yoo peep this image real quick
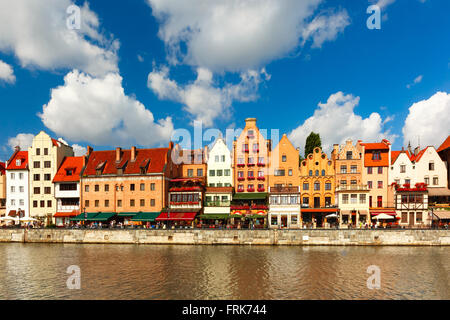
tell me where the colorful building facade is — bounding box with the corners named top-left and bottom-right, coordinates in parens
top-left (5, 148), bottom-right (29, 220)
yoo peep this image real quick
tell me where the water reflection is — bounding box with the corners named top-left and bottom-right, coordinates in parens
top-left (0, 244), bottom-right (448, 300)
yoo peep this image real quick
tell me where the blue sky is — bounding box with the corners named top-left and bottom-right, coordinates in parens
top-left (0, 0), bottom-right (449, 161)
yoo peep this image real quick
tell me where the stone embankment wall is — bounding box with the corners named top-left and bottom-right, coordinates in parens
top-left (0, 229), bottom-right (449, 246)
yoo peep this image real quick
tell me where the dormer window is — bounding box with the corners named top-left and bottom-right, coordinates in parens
top-left (372, 152), bottom-right (381, 160)
top-left (16, 159), bottom-right (21, 166)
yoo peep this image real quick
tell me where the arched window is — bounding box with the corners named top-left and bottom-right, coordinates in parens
top-left (321, 169), bottom-right (325, 176)
top-left (315, 170), bottom-right (319, 176)
top-left (309, 170), bottom-right (312, 176)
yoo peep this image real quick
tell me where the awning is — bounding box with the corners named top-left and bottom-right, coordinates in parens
top-left (70, 212), bottom-right (99, 221)
top-left (359, 210), bottom-right (369, 215)
top-left (302, 208), bottom-right (338, 213)
top-left (156, 212), bottom-right (197, 221)
top-left (370, 210), bottom-right (396, 216)
top-left (428, 187), bottom-right (450, 196)
top-left (375, 213), bottom-right (395, 220)
top-left (8, 210), bottom-right (16, 217)
top-left (247, 214), bottom-right (266, 219)
top-left (117, 212), bottom-right (138, 217)
top-left (232, 192), bottom-right (268, 200)
top-left (54, 212), bottom-right (79, 218)
top-left (198, 214), bottom-right (229, 220)
top-left (340, 210), bottom-right (351, 215)
top-left (131, 212), bottom-right (160, 222)
top-left (89, 212), bottom-right (116, 221)
top-left (433, 211), bottom-right (450, 220)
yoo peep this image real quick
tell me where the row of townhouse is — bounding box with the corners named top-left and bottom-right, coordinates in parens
top-left (2, 119), bottom-right (449, 228)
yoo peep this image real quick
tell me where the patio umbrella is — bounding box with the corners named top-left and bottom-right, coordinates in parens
top-left (0, 216), bottom-right (19, 221)
top-left (325, 213), bottom-right (338, 218)
top-left (375, 213), bottom-right (395, 220)
top-left (20, 217), bottom-right (38, 222)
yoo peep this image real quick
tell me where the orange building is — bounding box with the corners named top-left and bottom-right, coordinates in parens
top-left (268, 134), bottom-right (300, 188)
top-left (299, 147), bottom-right (337, 228)
top-left (79, 143), bottom-right (178, 224)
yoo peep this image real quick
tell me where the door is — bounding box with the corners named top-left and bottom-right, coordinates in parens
top-left (409, 212), bottom-right (415, 227)
top-left (314, 197), bottom-right (320, 208)
top-left (377, 196), bottom-right (383, 208)
top-left (369, 196), bottom-right (372, 208)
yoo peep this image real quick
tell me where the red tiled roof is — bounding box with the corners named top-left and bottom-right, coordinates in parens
top-left (391, 150), bottom-right (412, 164)
top-left (206, 186), bottom-right (233, 193)
top-left (53, 156), bottom-right (84, 182)
top-left (6, 151), bottom-right (28, 170)
top-left (410, 147), bottom-right (428, 162)
top-left (437, 136), bottom-right (450, 153)
top-left (83, 148), bottom-right (169, 176)
top-left (361, 142), bottom-right (390, 150)
top-left (0, 162), bottom-right (5, 175)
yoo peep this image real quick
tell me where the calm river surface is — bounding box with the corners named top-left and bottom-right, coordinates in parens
top-left (0, 243), bottom-right (449, 300)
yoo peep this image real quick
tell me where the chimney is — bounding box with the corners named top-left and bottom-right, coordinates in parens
top-left (131, 146), bottom-right (137, 162)
top-left (407, 141), bottom-right (412, 155)
top-left (414, 146), bottom-right (420, 157)
top-left (86, 146), bottom-right (93, 156)
top-left (169, 141), bottom-right (174, 150)
top-left (116, 147), bottom-right (122, 162)
top-left (14, 146), bottom-right (20, 153)
top-left (245, 118), bottom-right (257, 127)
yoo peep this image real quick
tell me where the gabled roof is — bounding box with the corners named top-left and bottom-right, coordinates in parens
top-left (361, 142), bottom-right (390, 150)
top-left (6, 151), bottom-right (28, 170)
top-left (437, 135), bottom-right (450, 153)
top-left (83, 148), bottom-right (169, 176)
top-left (391, 150), bottom-right (412, 165)
top-left (362, 140), bottom-right (390, 167)
top-left (410, 147), bottom-right (428, 162)
top-left (53, 156), bottom-right (84, 182)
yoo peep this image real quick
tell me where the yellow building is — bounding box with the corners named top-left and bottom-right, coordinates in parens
top-left (299, 147), bottom-right (337, 228)
top-left (28, 131), bottom-right (74, 225)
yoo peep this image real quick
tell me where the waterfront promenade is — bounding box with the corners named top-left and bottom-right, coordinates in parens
top-left (1, 228), bottom-right (449, 246)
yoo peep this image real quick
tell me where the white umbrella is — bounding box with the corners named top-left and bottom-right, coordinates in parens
top-left (0, 216), bottom-right (19, 221)
top-left (375, 213), bottom-right (395, 220)
top-left (20, 217), bottom-right (38, 222)
top-left (325, 213), bottom-right (338, 218)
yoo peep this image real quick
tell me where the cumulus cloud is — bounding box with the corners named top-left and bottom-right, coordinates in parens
top-left (0, 0), bottom-right (118, 76)
top-left (406, 75), bottom-right (423, 89)
top-left (147, 0), bottom-right (349, 72)
top-left (7, 133), bottom-right (34, 151)
top-left (148, 66), bottom-right (269, 126)
top-left (72, 144), bottom-right (87, 157)
top-left (288, 92), bottom-right (397, 154)
top-left (370, 0), bottom-right (396, 9)
top-left (402, 91), bottom-right (450, 148)
top-left (39, 70), bottom-right (174, 147)
top-left (0, 60), bottom-right (15, 84)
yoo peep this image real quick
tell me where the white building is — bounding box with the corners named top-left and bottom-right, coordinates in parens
top-left (206, 138), bottom-right (233, 187)
top-left (5, 147), bottom-right (30, 222)
top-left (268, 186), bottom-right (301, 229)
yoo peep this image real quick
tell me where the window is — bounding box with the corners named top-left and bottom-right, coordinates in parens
top-left (85, 200), bottom-right (89, 207)
top-left (197, 169), bottom-right (203, 176)
top-left (33, 174), bottom-right (40, 181)
top-left (10, 173), bottom-right (15, 179)
top-left (258, 170), bottom-right (264, 177)
top-left (372, 152), bottom-right (381, 160)
top-left (377, 167), bottom-right (383, 174)
top-left (85, 185), bottom-right (89, 192)
top-left (105, 200), bottom-right (109, 207)
top-left (360, 194), bottom-right (366, 204)
top-left (217, 170), bottom-right (223, 176)
top-left (105, 184), bottom-right (109, 192)
top-left (140, 183), bottom-right (145, 191)
top-left (247, 130), bottom-right (254, 138)
top-left (33, 161), bottom-right (40, 168)
top-left (302, 197), bottom-right (309, 206)
top-left (36, 148), bottom-right (40, 155)
top-left (215, 155), bottom-right (219, 162)
top-left (44, 187), bottom-right (51, 194)
top-left (405, 179), bottom-right (411, 185)
top-left (34, 187), bottom-right (40, 194)
top-left (44, 174), bottom-right (51, 181)
top-left (288, 169), bottom-right (293, 176)
top-left (117, 200), bottom-right (122, 207)
top-left (19, 186), bottom-right (24, 193)
top-left (238, 171), bottom-right (244, 178)
top-left (325, 183), bottom-right (331, 190)
top-left (248, 157), bottom-right (255, 165)
top-left (248, 171), bottom-right (254, 178)
top-left (130, 199), bottom-right (135, 207)
top-left (282, 155), bottom-right (287, 162)
top-left (309, 170), bottom-right (312, 176)
top-left (140, 199), bottom-right (145, 207)
top-left (367, 167), bottom-right (373, 174)
top-left (321, 170), bottom-right (325, 176)
top-left (95, 184), bottom-right (100, 192)
top-left (377, 181), bottom-right (383, 189)
top-left (238, 158), bottom-right (244, 165)
top-left (187, 169), bottom-right (193, 177)
top-left (19, 173), bottom-right (24, 180)
top-left (253, 143), bottom-right (259, 152)
top-left (150, 183), bottom-right (155, 191)
top-left (258, 157), bottom-right (264, 164)
top-left (350, 165), bottom-right (357, 173)
top-left (314, 182), bottom-right (320, 191)
top-left (221, 155), bottom-right (225, 162)
top-left (44, 148), bottom-right (48, 155)
top-left (315, 170), bottom-right (319, 176)
top-left (95, 200), bottom-right (99, 207)
top-left (15, 159), bottom-right (21, 167)
top-left (401, 212), bottom-right (408, 223)
top-left (224, 169), bottom-right (231, 176)
top-left (416, 212), bottom-right (422, 223)
top-left (33, 201), bottom-right (38, 208)
top-left (429, 162), bottom-right (434, 171)
top-left (377, 196), bottom-right (382, 207)
top-left (400, 165), bottom-right (406, 173)
top-left (44, 161), bottom-right (51, 168)
top-left (340, 165), bottom-right (347, 174)
top-left (368, 181), bottom-right (373, 189)
top-left (342, 194), bottom-right (349, 204)
top-left (341, 180), bottom-right (347, 187)
top-left (424, 177), bottom-right (429, 185)
top-left (130, 184), bottom-right (135, 191)
top-left (275, 169), bottom-right (285, 176)
top-left (433, 177), bottom-right (439, 185)
top-left (10, 199), bottom-right (16, 206)
top-left (242, 144), bottom-right (249, 152)
top-left (150, 199), bottom-right (155, 207)
top-left (11, 186), bottom-right (15, 193)
top-left (351, 194), bottom-right (358, 204)
top-left (350, 180), bottom-right (357, 185)
top-left (395, 179), bottom-right (400, 185)
top-left (40, 200), bottom-right (45, 207)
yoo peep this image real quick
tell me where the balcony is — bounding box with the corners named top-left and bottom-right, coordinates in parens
top-left (205, 201), bottom-right (231, 207)
top-left (247, 163), bottom-right (255, 167)
top-left (237, 177), bottom-right (245, 182)
top-left (237, 163), bottom-right (245, 168)
top-left (257, 162), bottom-right (265, 167)
top-left (243, 148), bottom-right (249, 153)
top-left (335, 185), bottom-right (369, 192)
top-left (257, 187), bottom-right (265, 192)
top-left (170, 201), bottom-right (200, 206)
top-left (257, 176), bottom-right (265, 181)
top-left (247, 186), bottom-right (255, 192)
top-left (247, 176), bottom-right (255, 180)
top-left (169, 186), bottom-right (202, 192)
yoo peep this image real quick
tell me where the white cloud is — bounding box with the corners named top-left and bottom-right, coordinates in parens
top-left (7, 133), bottom-right (34, 151)
top-left (148, 66), bottom-right (268, 126)
top-left (0, 60), bottom-right (16, 84)
top-left (402, 91), bottom-right (450, 148)
top-left (406, 75), bottom-right (423, 89)
top-left (72, 144), bottom-right (87, 157)
top-left (0, 0), bottom-right (118, 76)
top-left (40, 70), bottom-right (174, 147)
top-left (147, 0), bottom-right (349, 72)
top-left (288, 92), bottom-right (397, 154)
top-left (370, 0), bottom-right (396, 10)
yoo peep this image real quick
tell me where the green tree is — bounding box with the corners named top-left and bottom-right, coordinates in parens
top-left (304, 132), bottom-right (322, 158)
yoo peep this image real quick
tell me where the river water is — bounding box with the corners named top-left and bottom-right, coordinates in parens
top-left (0, 243), bottom-right (448, 300)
